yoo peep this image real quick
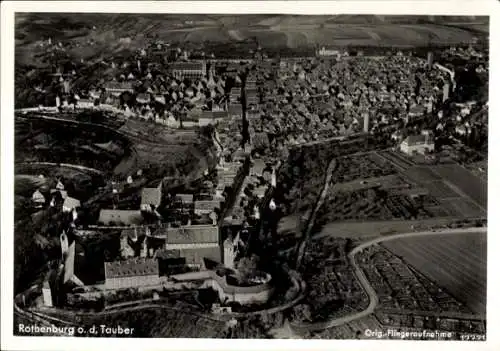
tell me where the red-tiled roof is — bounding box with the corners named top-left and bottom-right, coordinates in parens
top-left (228, 104), bottom-right (242, 115)
top-left (171, 62), bottom-right (205, 71)
top-left (201, 111), bottom-right (229, 120)
top-left (176, 194), bottom-right (194, 203)
top-left (105, 257), bottom-right (159, 279)
top-left (104, 82), bottom-right (133, 91)
top-left (98, 209), bottom-right (143, 226)
top-left (194, 200), bottom-right (222, 212)
top-left (141, 187), bottom-right (162, 206)
top-left (136, 93), bottom-right (151, 102)
top-left (63, 197), bottom-right (80, 209)
top-left (251, 159), bottom-right (266, 176)
top-left (152, 224), bottom-right (219, 245)
top-left (402, 135), bottom-right (429, 146)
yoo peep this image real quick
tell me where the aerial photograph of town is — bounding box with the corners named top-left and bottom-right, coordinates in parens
top-left (11, 12), bottom-right (488, 340)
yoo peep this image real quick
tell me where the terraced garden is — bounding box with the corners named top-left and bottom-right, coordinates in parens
top-left (330, 153), bottom-right (396, 184)
top-left (315, 188), bottom-right (440, 227)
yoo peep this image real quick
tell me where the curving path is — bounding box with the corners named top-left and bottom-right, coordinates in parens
top-left (291, 226), bottom-right (487, 334)
top-left (16, 162), bottom-right (104, 176)
top-left (18, 113), bottom-right (169, 148)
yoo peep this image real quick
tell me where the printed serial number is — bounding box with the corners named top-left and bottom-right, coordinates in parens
top-left (460, 333), bottom-right (486, 341)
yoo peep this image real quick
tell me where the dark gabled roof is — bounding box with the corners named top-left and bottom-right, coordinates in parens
top-left (228, 104), bottom-right (242, 114)
top-left (136, 93), bottom-right (151, 102)
top-left (409, 105), bottom-right (425, 114)
top-left (122, 226), bottom-right (149, 239)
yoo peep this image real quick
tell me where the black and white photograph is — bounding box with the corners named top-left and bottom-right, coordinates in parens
top-left (1, 1), bottom-right (497, 350)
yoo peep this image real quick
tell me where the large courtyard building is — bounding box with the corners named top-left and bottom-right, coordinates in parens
top-left (104, 257), bottom-right (160, 290)
top-left (170, 61), bottom-right (207, 80)
top-left (103, 81), bottom-right (134, 96)
top-left (160, 224), bottom-right (221, 267)
top-left (400, 130), bottom-right (435, 155)
top-left (120, 224), bottom-right (222, 269)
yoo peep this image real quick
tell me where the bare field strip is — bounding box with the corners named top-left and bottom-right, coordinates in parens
top-left (382, 232), bottom-right (486, 315)
top-left (431, 164), bottom-right (487, 209)
top-left (316, 218), bottom-right (455, 238)
top-left (441, 198), bottom-right (485, 218)
top-left (138, 23), bottom-right (487, 49)
top-left (424, 181), bottom-right (461, 199)
top-left (246, 30), bottom-right (288, 47)
top-left (466, 24), bottom-right (489, 33)
top-left (404, 166), bottom-right (441, 183)
top-left (185, 28), bottom-right (232, 42)
top-left (399, 24), bottom-right (477, 41)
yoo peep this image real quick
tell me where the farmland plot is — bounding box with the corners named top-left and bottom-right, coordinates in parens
top-left (423, 181), bottom-right (460, 199)
top-left (431, 164), bottom-right (487, 209)
top-left (404, 166), bottom-right (441, 183)
top-left (382, 232), bottom-right (487, 315)
top-left (440, 198), bottom-right (485, 218)
top-left (317, 218), bottom-right (466, 239)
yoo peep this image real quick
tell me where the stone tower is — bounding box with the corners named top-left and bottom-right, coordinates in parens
top-left (223, 235), bottom-right (236, 269)
top-left (140, 236), bottom-right (148, 258)
top-left (271, 167), bottom-right (277, 188)
top-left (60, 231), bottom-right (75, 284)
top-left (60, 231), bottom-right (69, 260)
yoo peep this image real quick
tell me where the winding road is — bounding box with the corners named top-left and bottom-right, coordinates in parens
top-left (16, 162), bottom-right (105, 176)
top-left (291, 226), bottom-right (487, 334)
